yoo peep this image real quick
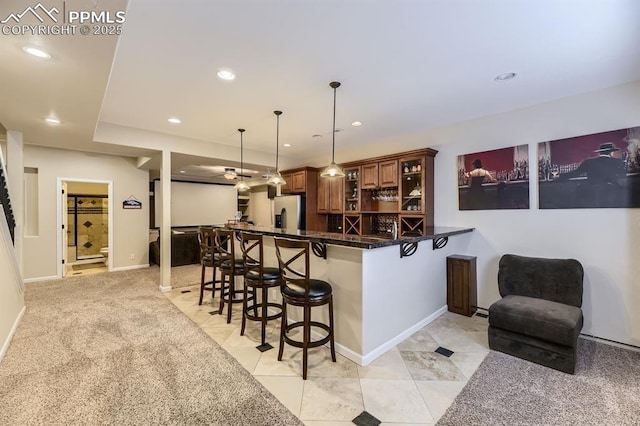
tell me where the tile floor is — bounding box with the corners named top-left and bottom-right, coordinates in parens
top-left (65, 262), bottom-right (108, 277)
top-left (165, 284), bottom-right (489, 426)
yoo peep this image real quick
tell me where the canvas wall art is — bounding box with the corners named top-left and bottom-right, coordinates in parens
top-left (458, 144), bottom-right (529, 210)
top-left (538, 126), bottom-right (640, 209)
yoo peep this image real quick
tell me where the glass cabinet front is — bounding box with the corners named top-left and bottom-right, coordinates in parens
top-left (400, 157), bottom-right (424, 213)
top-left (344, 167), bottom-right (360, 212)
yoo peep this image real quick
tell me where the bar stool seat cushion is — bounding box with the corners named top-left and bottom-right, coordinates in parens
top-left (201, 253), bottom-right (221, 266)
top-left (246, 267), bottom-right (282, 282)
top-left (221, 258), bottom-right (245, 271)
top-left (283, 279), bottom-right (332, 299)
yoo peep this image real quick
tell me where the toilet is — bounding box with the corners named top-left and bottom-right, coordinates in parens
top-left (100, 247), bottom-right (109, 265)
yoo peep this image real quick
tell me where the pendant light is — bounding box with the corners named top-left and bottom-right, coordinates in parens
top-left (267, 110), bottom-right (286, 185)
top-left (320, 81), bottom-right (346, 178)
top-left (234, 129), bottom-right (250, 191)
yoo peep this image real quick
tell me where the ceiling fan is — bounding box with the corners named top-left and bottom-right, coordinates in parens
top-left (211, 167), bottom-right (253, 180)
top-left (177, 164), bottom-right (253, 180)
top-left (261, 169), bottom-right (273, 180)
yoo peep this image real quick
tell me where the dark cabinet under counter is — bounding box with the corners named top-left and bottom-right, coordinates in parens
top-left (447, 255), bottom-right (477, 317)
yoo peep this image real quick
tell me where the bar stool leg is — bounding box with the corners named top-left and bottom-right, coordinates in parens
top-left (227, 274), bottom-right (235, 324)
top-left (303, 305), bottom-right (311, 380)
top-left (278, 301), bottom-right (287, 361)
top-left (240, 280), bottom-right (249, 336)
top-left (211, 263), bottom-right (218, 299)
top-left (199, 263), bottom-right (206, 305)
top-left (260, 286), bottom-right (268, 345)
top-left (329, 296), bottom-right (336, 362)
top-left (218, 272), bottom-right (227, 315)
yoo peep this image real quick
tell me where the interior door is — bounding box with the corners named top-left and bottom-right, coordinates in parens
top-left (62, 181), bottom-right (68, 277)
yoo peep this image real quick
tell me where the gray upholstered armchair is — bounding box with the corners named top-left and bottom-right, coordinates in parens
top-left (488, 254), bottom-right (584, 374)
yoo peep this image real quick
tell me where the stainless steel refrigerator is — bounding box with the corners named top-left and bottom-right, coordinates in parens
top-left (273, 195), bottom-right (306, 231)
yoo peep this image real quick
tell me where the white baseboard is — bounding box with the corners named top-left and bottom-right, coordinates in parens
top-left (359, 305), bottom-right (448, 366)
top-left (286, 305), bottom-right (448, 366)
top-left (110, 264), bottom-right (150, 272)
top-left (23, 275), bottom-right (59, 284)
top-left (159, 285), bottom-right (173, 293)
top-left (580, 333), bottom-right (640, 352)
top-left (0, 305), bottom-right (26, 362)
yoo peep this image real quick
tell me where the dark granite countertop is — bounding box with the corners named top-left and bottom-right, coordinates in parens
top-left (221, 225), bottom-right (474, 249)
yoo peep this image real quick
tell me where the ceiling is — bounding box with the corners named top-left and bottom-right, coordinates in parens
top-left (2, 0), bottom-right (640, 182)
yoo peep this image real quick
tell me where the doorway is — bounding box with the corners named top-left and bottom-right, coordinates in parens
top-left (57, 178), bottom-right (113, 278)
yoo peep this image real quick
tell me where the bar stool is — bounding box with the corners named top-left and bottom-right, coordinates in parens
top-left (274, 237), bottom-right (336, 379)
top-left (240, 232), bottom-right (284, 347)
top-left (197, 227), bottom-right (222, 305)
top-left (215, 229), bottom-right (254, 323)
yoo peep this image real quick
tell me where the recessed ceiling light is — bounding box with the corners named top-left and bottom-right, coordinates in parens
top-left (284, 143), bottom-right (291, 147)
top-left (494, 72), bottom-right (517, 81)
top-left (179, 170), bottom-right (186, 174)
top-left (312, 134), bottom-right (322, 138)
top-left (217, 69), bottom-right (236, 81)
top-left (168, 117), bottom-right (181, 124)
top-left (45, 117), bottom-right (60, 125)
top-left (351, 121), bottom-right (362, 127)
top-left (23, 46), bottom-right (51, 59)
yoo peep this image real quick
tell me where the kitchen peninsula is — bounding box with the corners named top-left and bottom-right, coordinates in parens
top-left (225, 224), bottom-right (474, 365)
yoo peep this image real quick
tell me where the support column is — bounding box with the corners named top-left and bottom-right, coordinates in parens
top-left (6, 130), bottom-right (24, 273)
top-left (159, 149), bottom-right (172, 292)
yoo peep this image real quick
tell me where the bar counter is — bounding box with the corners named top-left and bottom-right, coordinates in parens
top-left (221, 224), bottom-right (475, 366)
top-left (224, 225), bottom-right (474, 249)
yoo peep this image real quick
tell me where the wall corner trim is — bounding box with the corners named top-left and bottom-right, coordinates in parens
top-left (0, 305), bottom-right (26, 362)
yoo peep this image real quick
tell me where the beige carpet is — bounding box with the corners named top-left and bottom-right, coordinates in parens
top-left (147, 264), bottom-right (205, 289)
top-left (437, 338), bottom-right (640, 425)
top-left (0, 268), bottom-right (302, 426)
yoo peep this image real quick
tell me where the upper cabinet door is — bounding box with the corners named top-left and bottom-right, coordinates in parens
top-left (281, 173), bottom-right (292, 194)
top-left (329, 177), bottom-right (344, 213)
top-left (361, 163), bottom-right (378, 189)
top-left (292, 171), bottom-right (306, 193)
top-left (317, 174), bottom-right (329, 213)
top-left (379, 160), bottom-right (398, 188)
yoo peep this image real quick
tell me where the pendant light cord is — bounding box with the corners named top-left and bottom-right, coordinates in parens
top-left (276, 113), bottom-right (280, 172)
top-left (239, 128), bottom-right (245, 181)
top-left (332, 84), bottom-right (337, 163)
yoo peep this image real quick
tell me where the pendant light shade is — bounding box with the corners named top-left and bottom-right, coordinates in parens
top-left (320, 81), bottom-right (345, 178)
top-left (267, 110), bottom-right (286, 186)
top-left (234, 129), bottom-right (250, 191)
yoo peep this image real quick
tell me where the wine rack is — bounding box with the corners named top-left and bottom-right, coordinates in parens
top-left (400, 215), bottom-right (425, 236)
top-left (344, 215), bottom-right (362, 235)
top-left (366, 214), bottom-right (397, 237)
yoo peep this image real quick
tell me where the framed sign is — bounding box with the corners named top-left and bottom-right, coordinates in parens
top-left (123, 195), bottom-right (142, 209)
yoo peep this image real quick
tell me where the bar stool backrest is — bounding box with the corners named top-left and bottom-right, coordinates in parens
top-left (240, 232), bottom-right (264, 277)
top-left (214, 229), bottom-right (235, 263)
top-left (197, 227), bottom-right (215, 261)
top-left (274, 238), bottom-right (311, 297)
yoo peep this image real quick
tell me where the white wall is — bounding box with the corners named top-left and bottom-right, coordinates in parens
top-left (248, 185), bottom-right (273, 227)
top-left (23, 146), bottom-right (150, 280)
top-left (0, 208), bottom-right (24, 361)
top-left (154, 180), bottom-right (236, 227)
top-left (430, 82), bottom-right (640, 347)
